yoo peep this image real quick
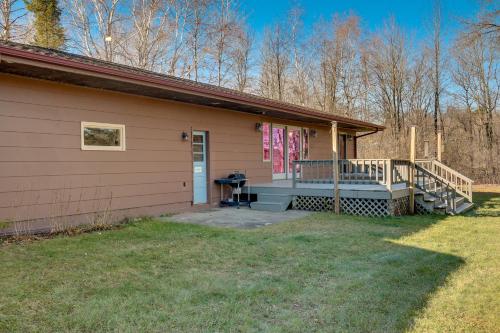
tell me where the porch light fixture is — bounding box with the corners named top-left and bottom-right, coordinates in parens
top-left (181, 131), bottom-right (189, 141)
top-left (310, 129), bottom-right (317, 138)
top-left (255, 122), bottom-right (263, 132)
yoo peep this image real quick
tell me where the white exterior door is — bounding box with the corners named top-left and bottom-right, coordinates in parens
top-left (192, 131), bottom-right (207, 204)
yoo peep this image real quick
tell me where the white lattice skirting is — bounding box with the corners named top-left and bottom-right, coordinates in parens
top-left (293, 196), bottom-right (410, 217)
top-left (415, 201), bottom-right (433, 214)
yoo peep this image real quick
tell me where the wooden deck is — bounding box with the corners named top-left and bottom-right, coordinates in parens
top-left (242, 158), bottom-right (472, 215)
top-left (245, 180), bottom-right (409, 200)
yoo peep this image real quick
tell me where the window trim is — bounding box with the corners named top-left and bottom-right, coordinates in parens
top-left (81, 121), bottom-right (126, 151)
top-left (262, 122), bottom-right (271, 162)
top-left (302, 127), bottom-right (310, 160)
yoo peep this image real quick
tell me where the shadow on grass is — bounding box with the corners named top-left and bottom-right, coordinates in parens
top-left (272, 212), bottom-right (464, 332)
top-left (291, 189), bottom-right (499, 331)
top-left (0, 210), bottom-right (465, 332)
top-left (467, 191), bottom-right (500, 217)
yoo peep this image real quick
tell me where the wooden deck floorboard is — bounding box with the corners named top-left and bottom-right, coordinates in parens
top-left (244, 181), bottom-right (408, 199)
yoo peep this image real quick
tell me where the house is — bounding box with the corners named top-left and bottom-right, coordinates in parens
top-left (0, 42), bottom-right (473, 232)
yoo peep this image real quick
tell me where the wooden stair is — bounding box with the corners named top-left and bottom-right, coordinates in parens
top-left (252, 193), bottom-right (293, 212)
top-left (414, 159), bottom-right (474, 215)
top-left (414, 188), bottom-right (474, 215)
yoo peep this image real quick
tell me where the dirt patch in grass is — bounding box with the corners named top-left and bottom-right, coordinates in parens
top-left (0, 217), bottom-right (153, 246)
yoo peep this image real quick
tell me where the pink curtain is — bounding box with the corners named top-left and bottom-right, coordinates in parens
top-left (288, 129), bottom-right (301, 173)
top-left (273, 128), bottom-right (285, 173)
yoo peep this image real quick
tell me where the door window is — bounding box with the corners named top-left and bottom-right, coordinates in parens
top-left (288, 128), bottom-right (301, 173)
top-left (272, 127), bottom-right (285, 174)
top-left (192, 132), bottom-right (207, 204)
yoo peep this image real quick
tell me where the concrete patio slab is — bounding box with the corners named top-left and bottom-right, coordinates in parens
top-left (164, 207), bottom-right (312, 229)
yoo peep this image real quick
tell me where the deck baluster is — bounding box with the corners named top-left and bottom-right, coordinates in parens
top-left (292, 161), bottom-right (297, 188)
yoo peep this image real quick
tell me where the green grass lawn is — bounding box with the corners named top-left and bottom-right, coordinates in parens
top-left (1, 189), bottom-right (499, 332)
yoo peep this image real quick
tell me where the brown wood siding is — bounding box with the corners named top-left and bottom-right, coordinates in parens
top-left (0, 74), bottom-right (335, 223)
top-left (348, 136), bottom-right (357, 159)
top-left (309, 128), bottom-right (332, 160)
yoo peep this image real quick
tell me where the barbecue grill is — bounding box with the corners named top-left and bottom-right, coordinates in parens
top-left (214, 172), bottom-right (250, 208)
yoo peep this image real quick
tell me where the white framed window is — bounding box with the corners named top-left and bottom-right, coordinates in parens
top-left (81, 122), bottom-right (126, 151)
top-left (262, 122), bottom-right (271, 161)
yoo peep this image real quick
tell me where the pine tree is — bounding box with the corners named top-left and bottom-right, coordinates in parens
top-left (24, 0), bottom-right (64, 49)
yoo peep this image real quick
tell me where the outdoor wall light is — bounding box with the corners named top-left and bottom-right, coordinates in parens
top-left (181, 132), bottom-right (189, 141)
top-left (255, 122), bottom-right (263, 132)
top-left (310, 129), bottom-right (318, 138)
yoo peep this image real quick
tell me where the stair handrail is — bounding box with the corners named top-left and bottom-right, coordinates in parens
top-left (414, 164), bottom-right (459, 213)
top-left (415, 159), bottom-right (473, 202)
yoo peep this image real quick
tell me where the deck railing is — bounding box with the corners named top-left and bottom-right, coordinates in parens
top-left (292, 159), bottom-right (411, 190)
top-left (291, 158), bottom-right (472, 210)
top-left (416, 159), bottom-right (473, 202)
top-left (414, 164), bottom-right (459, 213)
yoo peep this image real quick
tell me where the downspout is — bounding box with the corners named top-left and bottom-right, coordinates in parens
top-left (353, 128), bottom-right (380, 159)
top-left (354, 128), bottom-right (379, 139)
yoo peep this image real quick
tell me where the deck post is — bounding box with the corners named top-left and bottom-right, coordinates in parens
top-left (331, 121), bottom-right (340, 214)
top-left (409, 126), bottom-right (416, 214)
top-left (437, 131), bottom-right (442, 162)
top-left (387, 159), bottom-right (393, 191)
top-left (424, 140), bottom-right (429, 159)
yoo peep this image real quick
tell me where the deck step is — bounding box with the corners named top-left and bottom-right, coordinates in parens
top-left (451, 202), bottom-right (475, 215)
top-left (257, 193), bottom-right (292, 202)
top-left (415, 188), bottom-right (470, 214)
top-left (251, 201), bottom-right (289, 212)
top-left (455, 196), bottom-right (466, 207)
top-left (415, 190), bottom-right (437, 202)
top-left (252, 193), bottom-right (292, 212)
top-left (431, 193), bottom-right (467, 207)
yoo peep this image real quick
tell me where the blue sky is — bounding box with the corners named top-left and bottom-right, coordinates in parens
top-left (241, 0), bottom-right (481, 44)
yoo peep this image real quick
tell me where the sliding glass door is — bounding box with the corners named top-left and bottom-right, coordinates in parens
top-left (271, 125), bottom-right (308, 180)
top-left (272, 126), bottom-right (286, 179)
top-left (288, 127), bottom-right (301, 176)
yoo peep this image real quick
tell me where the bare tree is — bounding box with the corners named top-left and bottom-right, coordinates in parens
top-left (65, 0), bottom-right (125, 62)
top-left (468, 32), bottom-right (498, 151)
top-left (122, 0), bottom-right (170, 70)
top-left (313, 18), bottom-right (341, 113)
top-left (287, 6), bottom-right (309, 106)
top-left (310, 15), bottom-right (361, 116)
top-left (185, 0), bottom-right (212, 81)
top-left (408, 48), bottom-right (432, 132)
top-left (367, 18), bottom-right (409, 140)
top-left (465, 1), bottom-right (499, 40)
top-left (207, 0), bottom-right (238, 86)
top-left (452, 40), bottom-right (477, 173)
top-left (259, 22), bottom-right (290, 101)
top-left (429, 0), bottom-right (444, 137)
top-left (1, 0), bottom-right (29, 41)
top-left (163, 0), bottom-right (189, 76)
top-left (337, 15), bottom-right (362, 117)
top-left (231, 27), bottom-right (252, 92)
top-left (357, 45), bottom-right (374, 121)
